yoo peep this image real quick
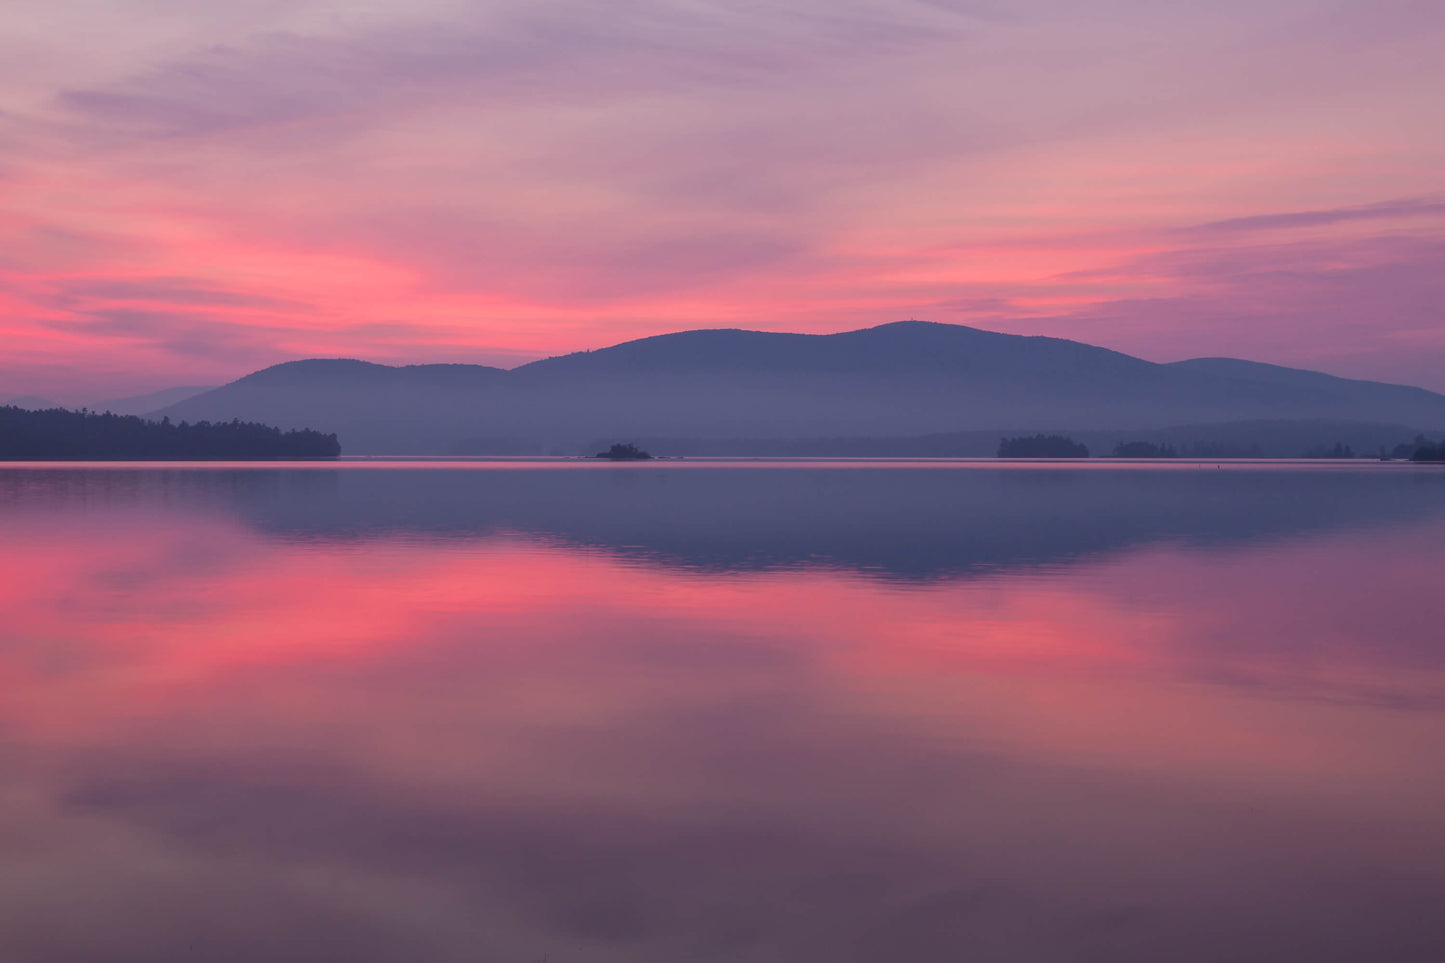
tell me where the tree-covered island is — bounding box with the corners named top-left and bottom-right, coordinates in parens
top-left (595, 443), bottom-right (653, 460)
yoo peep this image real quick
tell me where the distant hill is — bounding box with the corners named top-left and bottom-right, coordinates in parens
top-left (2, 386), bottom-right (215, 415)
top-left (154, 321), bottom-right (1445, 454)
top-left (94, 385), bottom-right (215, 416)
top-left (3, 395), bottom-right (65, 411)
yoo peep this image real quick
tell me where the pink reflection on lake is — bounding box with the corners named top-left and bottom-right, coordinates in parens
top-left (0, 466), bottom-right (1442, 961)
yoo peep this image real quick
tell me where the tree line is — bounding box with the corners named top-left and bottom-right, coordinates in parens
top-left (0, 405), bottom-right (341, 459)
top-left (997, 435), bottom-right (1089, 458)
top-left (1110, 441), bottom-right (1178, 458)
top-left (1411, 440), bottom-right (1445, 462)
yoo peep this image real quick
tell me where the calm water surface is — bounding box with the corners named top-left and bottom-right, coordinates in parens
top-left (1, 461), bottom-right (1442, 962)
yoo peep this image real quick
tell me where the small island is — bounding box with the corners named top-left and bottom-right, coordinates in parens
top-left (0, 405), bottom-right (341, 459)
top-left (595, 442), bottom-right (653, 460)
top-left (997, 434), bottom-right (1089, 458)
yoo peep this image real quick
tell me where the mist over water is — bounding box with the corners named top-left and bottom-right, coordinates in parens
top-left (1, 461), bottom-right (1442, 962)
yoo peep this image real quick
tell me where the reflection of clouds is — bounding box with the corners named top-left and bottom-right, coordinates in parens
top-left (0, 792), bottom-right (449, 961)
top-left (0, 490), bottom-right (1443, 959)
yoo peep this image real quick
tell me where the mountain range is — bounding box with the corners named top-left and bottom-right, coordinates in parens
top-left (150, 321), bottom-right (1445, 454)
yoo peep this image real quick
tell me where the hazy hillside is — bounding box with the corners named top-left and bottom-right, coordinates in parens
top-left (94, 385), bottom-right (215, 416)
top-left (154, 322), bottom-right (1445, 454)
top-left (3, 386), bottom-right (214, 415)
top-left (3, 396), bottom-right (64, 411)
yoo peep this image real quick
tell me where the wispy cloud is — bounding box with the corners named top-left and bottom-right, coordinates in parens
top-left (46, 277), bottom-right (315, 313)
top-left (1188, 197), bottom-right (1445, 234)
top-left (53, 2), bottom-right (971, 141)
top-left (40, 307), bottom-right (301, 364)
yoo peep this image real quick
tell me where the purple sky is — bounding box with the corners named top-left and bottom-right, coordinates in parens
top-left (2, 0), bottom-right (1443, 401)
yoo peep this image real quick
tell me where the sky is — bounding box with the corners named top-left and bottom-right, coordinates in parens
top-left (1, 0), bottom-right (1443, 401)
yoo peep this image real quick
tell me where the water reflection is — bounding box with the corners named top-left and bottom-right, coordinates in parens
top-left (0, 463), bottom-right (1441, 961)
top-left (5, 460), bottom-right (1445, 577)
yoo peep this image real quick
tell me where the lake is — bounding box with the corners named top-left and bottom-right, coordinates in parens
top-left (1, 460), bottom-right (1442, 962)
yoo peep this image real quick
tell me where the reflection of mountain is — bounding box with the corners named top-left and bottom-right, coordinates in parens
top-left (153, 322), bottom-right (1445, 453)
top-left (7, 464), bottom-right (1444, 579)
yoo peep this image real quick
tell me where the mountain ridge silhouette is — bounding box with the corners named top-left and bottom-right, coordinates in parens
top-left (153, 321), bottom-right (1445, 453)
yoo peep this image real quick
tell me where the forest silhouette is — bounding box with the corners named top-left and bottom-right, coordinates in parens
top-left (0, 405), bottom-right (340, 459)
top-left (1412, 440), bottom-right (1445, 462)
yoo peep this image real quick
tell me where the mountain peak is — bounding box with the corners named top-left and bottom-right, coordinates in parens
top-left (514, 319), bottom-right (1137, 378)
top-left (236, 359), bottom-right (392, 385)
